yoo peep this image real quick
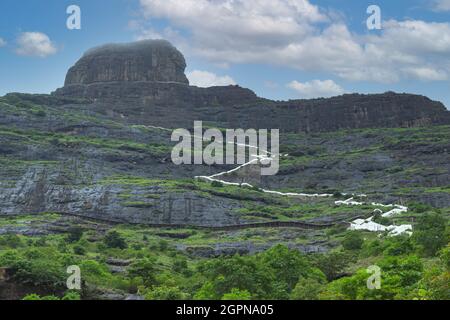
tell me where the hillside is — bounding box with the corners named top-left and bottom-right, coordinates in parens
top-left (0, 40), bottom-right (449, 300)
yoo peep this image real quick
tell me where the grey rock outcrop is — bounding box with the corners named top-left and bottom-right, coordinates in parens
top-left (64, 40), bottom-right (189, 86)
top-left (0, 166), bottom-right (243, 227)
top-left (1, 40), bottom-right (450, 230)
top-left (54, 40), bottom-right (450, 133)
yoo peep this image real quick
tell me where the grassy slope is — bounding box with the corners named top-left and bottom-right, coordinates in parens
top-left (0, 94), bottom-right (449, 300)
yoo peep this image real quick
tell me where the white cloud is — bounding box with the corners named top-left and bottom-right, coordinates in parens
top-left (402, 67), bottom-right (448, 81)
top-left (136, 0), bottom-right (450, 84)
top-left (287, 80), bottom-right (345, 98)
top-left (139, 0), bottom-right (325, 51)
top-left (433, 0), bottom-right (450, 11)
top-left (15, 32), bottom-right (57, 58)
top-left (0, 38), bottom-right (6, 47)
top-left (187, 70), bottom-right (236, 87)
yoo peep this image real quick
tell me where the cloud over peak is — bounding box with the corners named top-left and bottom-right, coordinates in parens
top-left (288, 79), bottom-right (345, 98)
top-left (137, 0), bottom-right (450, 84)
top-left (187, 70), bottom-right (236, 87)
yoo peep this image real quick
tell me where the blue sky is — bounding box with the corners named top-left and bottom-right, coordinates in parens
top-left (0, 0), bottom-right (449, 108)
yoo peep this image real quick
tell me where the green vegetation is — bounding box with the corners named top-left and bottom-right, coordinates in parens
top-left (342, 232), bottom-right (364, 251)
top-left (0, 210), bottom-right (447, 300)
top-left (104, 231), bottom-right (128, 249)
top-left (413, 213), bottom-right (448, 256)
top-left (0, 95), bottom-right (449, 300)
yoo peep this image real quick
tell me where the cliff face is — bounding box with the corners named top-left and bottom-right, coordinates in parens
top-left (64, 40), bottom-right (189, 86)
top-left (55, 83), bottom-right (450, 133)
top-left (0, 40), bottom-right (449, 269)
top-left (54, 40), bottom-right (450, 133)
top-left (233, 92), bottom-right (450, 133)
top-left (1, 91), bottom-right (449, 225)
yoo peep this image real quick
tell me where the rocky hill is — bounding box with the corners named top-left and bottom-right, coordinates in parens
top-left (64, 40), bottom-right (189, 86)
top-left (1, 40), bottom-right (449, 301)
top-left (0, 39), bottom-right (449, 228)
top-left (54, 40), bottom-right (450, 133)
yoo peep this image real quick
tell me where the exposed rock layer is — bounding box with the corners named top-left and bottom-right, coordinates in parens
top-left (56, 40), bottom-right (450, 133)
top-left (1, 40), bottom-right (450, 228)
top-left (0, 92), bottom-right (449, 228)
top-left (64, 40), bottom-right (189, 86)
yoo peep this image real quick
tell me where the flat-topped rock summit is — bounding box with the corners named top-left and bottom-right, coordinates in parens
top-left (64, 40), bottom-right (189, 86)
top-left (53, 40), bottom-right (450, 132)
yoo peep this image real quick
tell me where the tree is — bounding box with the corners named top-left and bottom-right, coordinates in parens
top-left (383, 236), bottom-right (415, 256)
top-left (316, 251), bottom-right (352, 281)
top-left (420, 265), bottom-right (450, 300)
top-left (319, 269), bottom-right (402, 300)
top-left (194, 281), bottom-right (217, 300)
top-left (379, 255), bottom-right (423, 287)
top-left (129, 258), bottom-right (157, 286)
top-left (158, 240), bottom-right (169, 251)
top-left (145, 285), bottom-right (188, 300)
top-left (66, 227), bottom-right (84, 243)
top-left (290, 278), bottom-right (325, 300)
top-left (172, 257), bottom-right (191, 276)
top-left (342, 232), bottom-right (364, 251)
top-left (222, 288), bottom-right (252, 300)
top-left (0, 234), bottom-right (23, 248)
top-left (62, 291), bottom-right (81, 300)
top-left (104, 230), bottom-right (127, 249)
top-left (413, 213), bottom-right (447, 256)
top-left (8, 248), bottom-right (67, 291)
top-left (195, 245), bottom-right (326, 300)
top-left (440, 245), bottom-right (450, 271)
top-left (79, 260), bottom-right (111, 285)
top-left (320, 259), bottom-right (423, 301)
top-left (73, 244), bottom-right (86, 256)
top-left (259, 245), bottom-right (318, 291)
top-left (196, 255), bottom-right (275, 300)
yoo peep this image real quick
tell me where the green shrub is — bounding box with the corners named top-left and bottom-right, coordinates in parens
top-left (439, 245), bottom-right (450, 271)
top-left (23, 294), bottom-right (59, 300)
top-left (145, 286), bottom-right (189, 300)
top-left (342, 232), bottom-right (364, 251)
top-left (222, 288), bottom-right (252, 300)
top-left (290, 278), bottom-right (325, 300)
top-left (76, 260), bottom-right (116, 289)
top-left (128, 258), bottom-right (157, 286)
top-left (315, 251), bottom-right (352, 281)
top-left (413, 213), bottom-right (447, 256)
top-left (62, 291), bottom-right (81, 300)
top-left (383, 236), bottom-right (414, 256)
top-left (172, 257), bottom-right (190, 275)
top-left (211, 181), bottom-right (223, 188)
top-left (0, 234), bottom-right (23, 248)
top-left (104, 231), bottom-right (127, 249)
top-left (73, 245), bottom-right (86, 256)
top-left (67, 227), bottom-right (84, 243)
top-left (7, 248), bottom-right (68, 290)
